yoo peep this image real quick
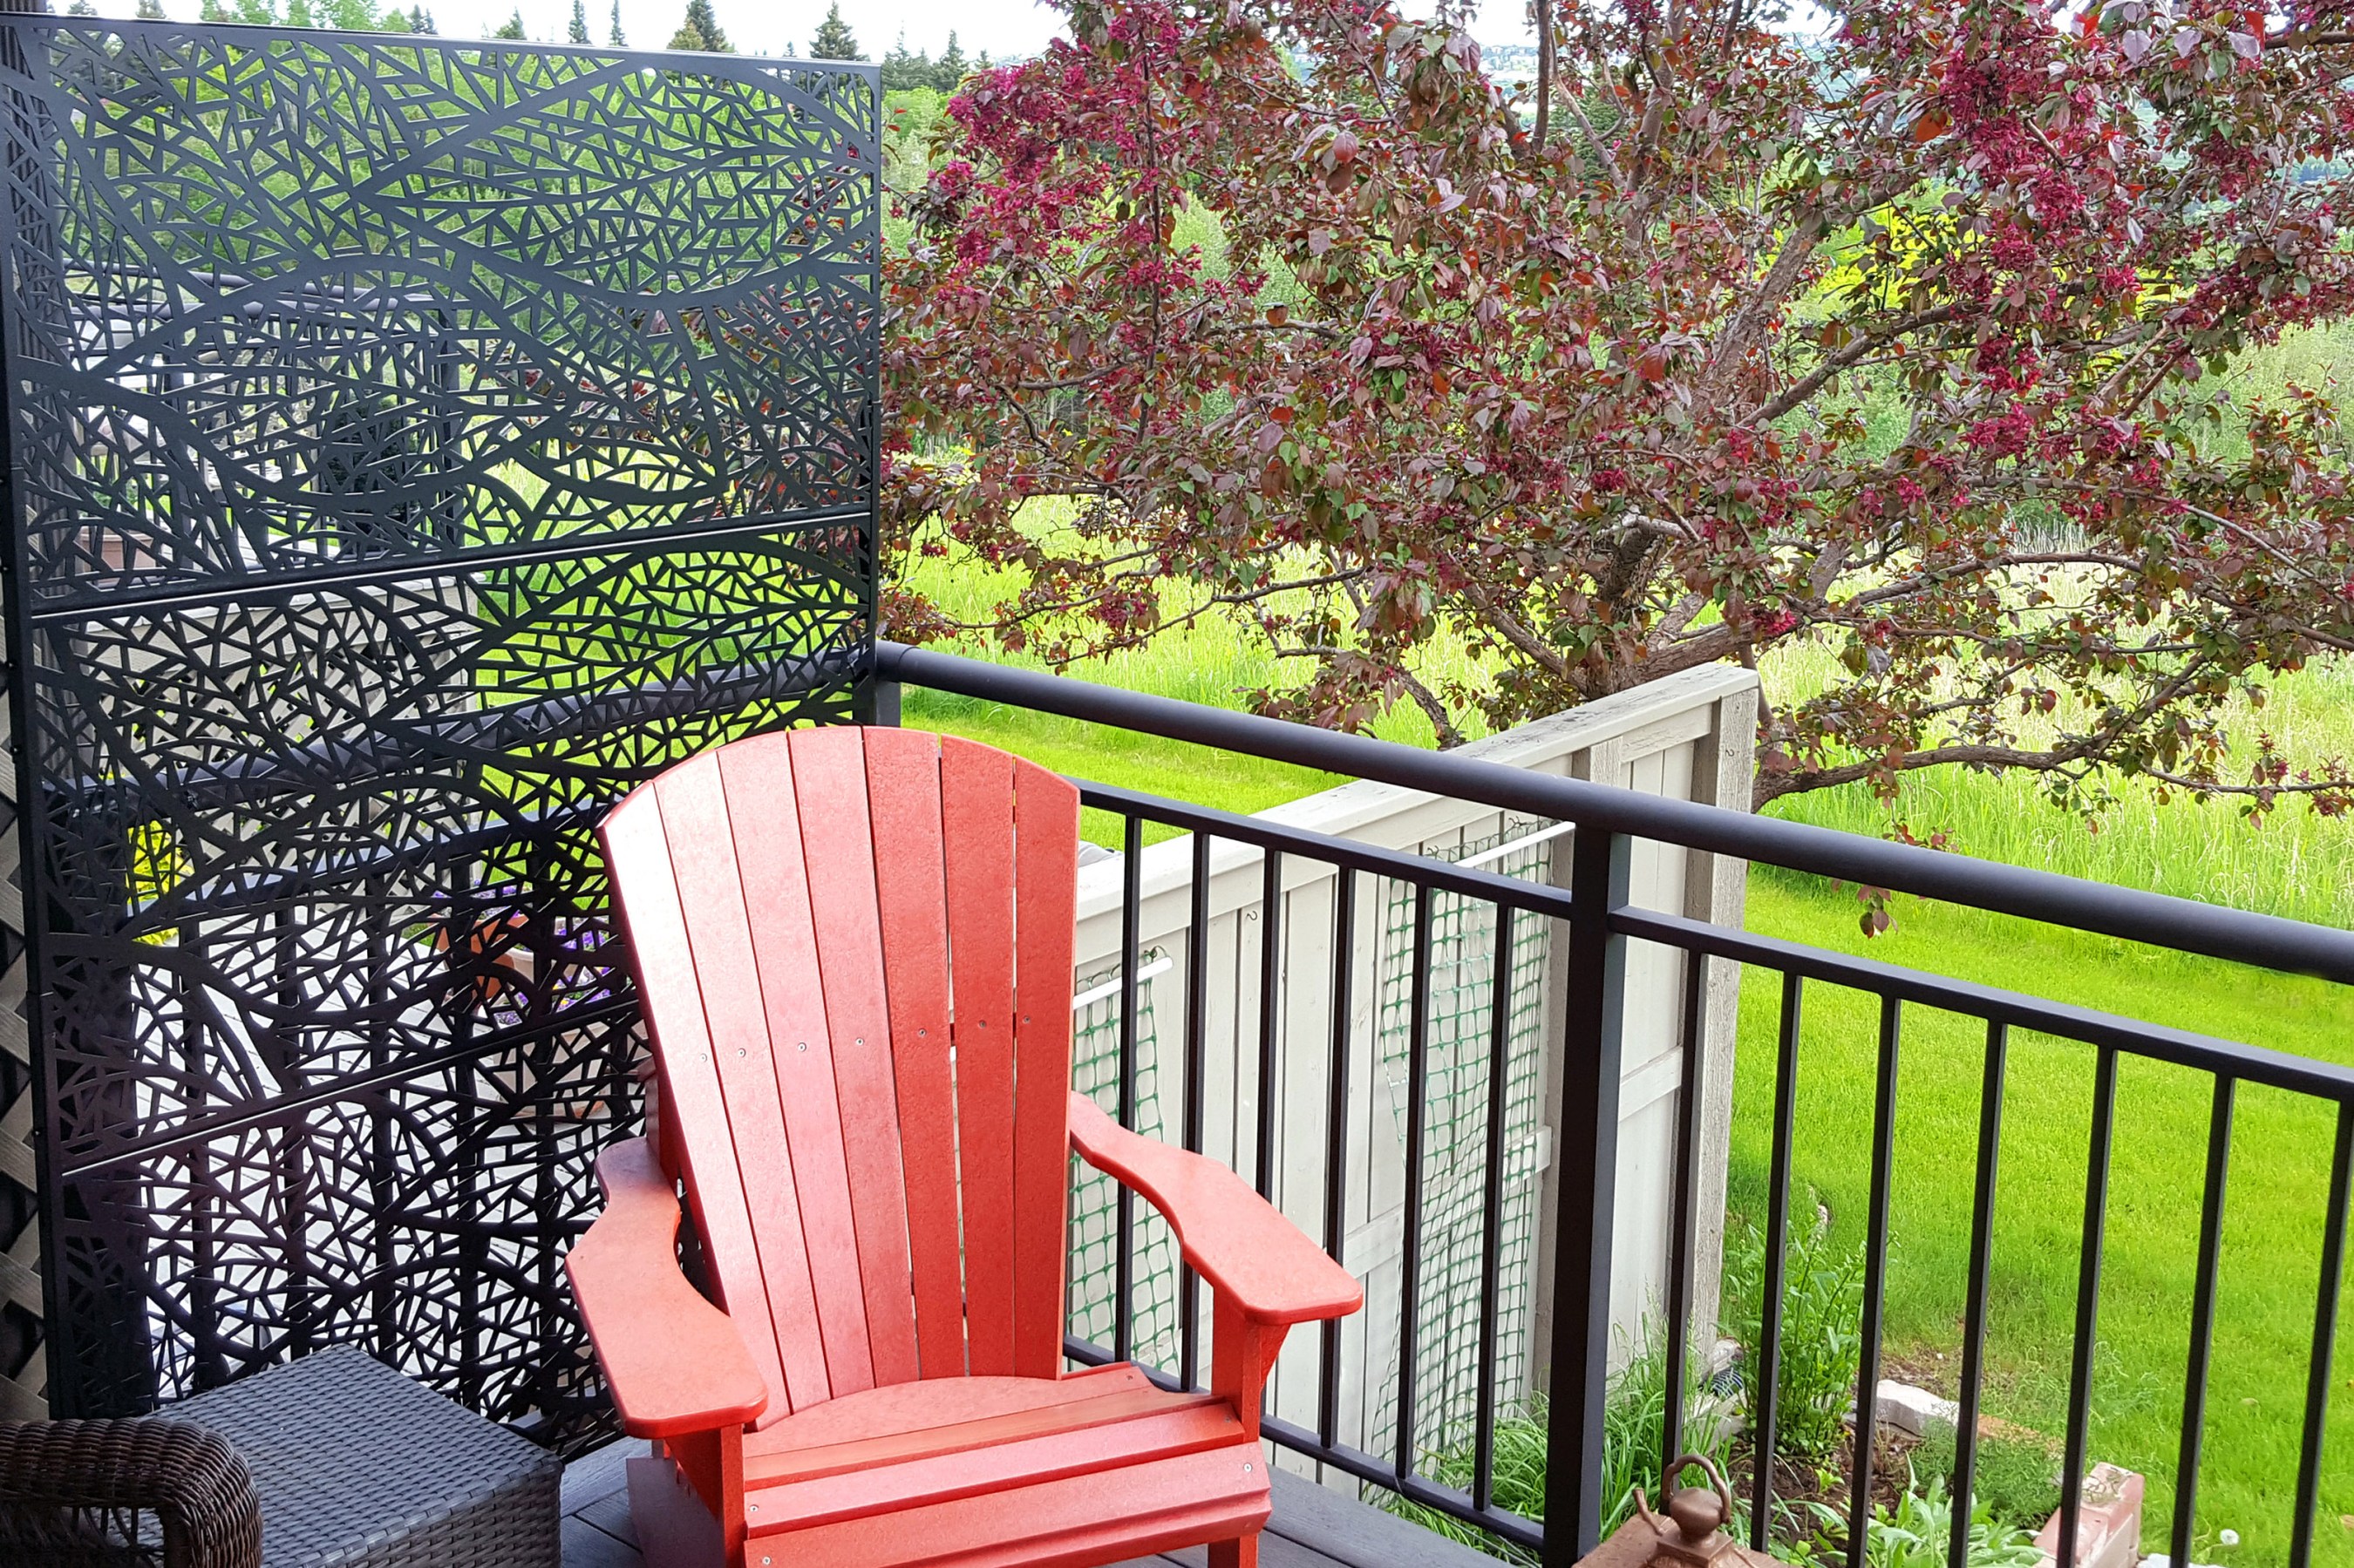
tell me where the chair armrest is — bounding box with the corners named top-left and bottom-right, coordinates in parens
top-left (565, 1137), bottom-right (770, 1437)
top-left (0, 1418), bottom-right (261, 1568)
top-left (1068, 1093), bottom-right (1363, 1325)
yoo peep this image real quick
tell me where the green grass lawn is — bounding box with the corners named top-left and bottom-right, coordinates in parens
top-left (1733, 870), bottom-right (2354, 1568)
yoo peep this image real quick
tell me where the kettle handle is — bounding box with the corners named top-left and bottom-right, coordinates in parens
top-left (1662, 1453), bottom-right (1736, 1535)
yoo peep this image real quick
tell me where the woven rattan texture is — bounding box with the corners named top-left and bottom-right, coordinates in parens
top-left (171, 1347), bottom-right (559, 1568)
top-left (0, 1416), bottom-right (262, 1568)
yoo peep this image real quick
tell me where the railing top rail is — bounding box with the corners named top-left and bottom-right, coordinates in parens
top-left (1074, 778), bottom-right (1578, 917)
top-left (875, 640), bottom-right (2354, 986)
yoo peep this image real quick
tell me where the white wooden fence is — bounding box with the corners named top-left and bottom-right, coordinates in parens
top-left (1063, 662), bottom-right (1759, 1483)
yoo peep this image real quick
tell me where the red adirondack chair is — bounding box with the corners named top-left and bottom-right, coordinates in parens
top-left (567, 726), bottom-right (1364, 1568)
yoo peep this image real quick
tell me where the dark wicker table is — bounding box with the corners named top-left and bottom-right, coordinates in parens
top-left (171, 1347), bottom-right (561, 1568)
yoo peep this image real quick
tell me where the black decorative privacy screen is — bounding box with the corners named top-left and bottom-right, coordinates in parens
top-left (0, 19), bottom-right (879, 1435)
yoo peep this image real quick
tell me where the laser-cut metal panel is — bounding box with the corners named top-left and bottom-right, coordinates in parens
top-left (0, 19), bottom-right (880, 1439)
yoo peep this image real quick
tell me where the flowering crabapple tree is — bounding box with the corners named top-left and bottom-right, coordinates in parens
top-left (881, 0), bottom-right (2354, 816)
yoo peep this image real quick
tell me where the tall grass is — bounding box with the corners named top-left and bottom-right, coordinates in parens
top-left (1763, 634), bottom-right (2354, 928)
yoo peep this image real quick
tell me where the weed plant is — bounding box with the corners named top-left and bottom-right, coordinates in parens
top-left (1812, 1469), bottom-right (2044, 1568)
top-left (1723, 1211), bottom-right (1867, 1464)
top-left (1908, 1429), bottom-right (2060, 1536)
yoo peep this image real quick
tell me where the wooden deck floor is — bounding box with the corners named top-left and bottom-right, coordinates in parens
top-left (561, 1440), bottom-right (1506, 1568)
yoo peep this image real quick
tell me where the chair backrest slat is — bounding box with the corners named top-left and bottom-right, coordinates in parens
top-left (785, 726), bottom-right (922, 1389)
top-left (601, 728), bottom-right (1081, 1416)
top-left (602, 756), bottom-right (807, 1413)
top-left (715, 737), bottom-right (872, 1408)
top-left (1010, 764), bottom-right (1081, 1379)
top-left (940, 737), bottom-right (1021, 1377)
top-left (864, 729), bottom-right (968, 1378)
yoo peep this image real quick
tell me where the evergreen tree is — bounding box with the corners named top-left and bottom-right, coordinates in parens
top-left (667, 0), bottom-right (730, 51)
top-left (567, 0), bottom-right (588, 42)
top-left (607, 0), bottom-right (622, 44)
top-left (881, 30), bottom-right (932, 91)
top-left (135, 0), bottom-right (167, 19)
top-left (491, 5), bottom-right (524, 37)
top-left (201, 0), bottom-right (232, 19)
top-left (65, 0), bottom-right (96, 17)
top-left (410, 3), bottom-right (434, 31)
top-left (931, 30), bottom-right (967, 89)
top-left (974, 48), bottom-right (992, 71)
top-left (809, 1), bottom-right (861, 61)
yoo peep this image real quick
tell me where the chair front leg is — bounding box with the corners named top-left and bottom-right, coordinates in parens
top-left (1209, 1535), bottom-right (1262, 1568)
top-left (1211, 1292), bottom-right (1289, 1441)
top-left (1210, 1293), bottom-right (1287, 1568)
top-left (630, 1424), bottom-right (745, 1568)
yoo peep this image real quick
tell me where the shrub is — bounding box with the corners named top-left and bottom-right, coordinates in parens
top-left (1723, 1208), bottom-right (1866, 1464)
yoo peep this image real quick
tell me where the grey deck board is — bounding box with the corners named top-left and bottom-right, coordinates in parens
top-left (1265, 1468), bottom-right (1501, 1568)
top-left (561, 1441), bottom-right (1486, 1568)
top-left (577, 1483), bottom-right (641, 1548)
top-left (562, 1514), bottom-right (645, 1568)
top-left (562, 1436), bottom-right (636, 1515)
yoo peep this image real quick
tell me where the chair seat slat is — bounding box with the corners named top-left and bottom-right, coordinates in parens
top-left (742, 1445), bottom-right (1270, 1568)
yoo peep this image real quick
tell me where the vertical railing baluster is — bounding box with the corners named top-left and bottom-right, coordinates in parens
top-left (1846, 995), bottom-right (1902, 1568)
top-left (1751, 972), bottom-right (1804, 1551)
top-left (1395, 882), bottom-right (1434, 1483)
top-left (1949, 1021), bottom-right (2011, 1568)
top-left (2058, 1045), bottom-right (2119, 1568)
top-left (1113, 811), bottom-right (1143, 1366)
top-left (1473, 902), bottom-right (1517, 1513)
top-left (2291, 1102), bottom-right (2354, 1568)
top-left (1542, 827), bottom-right (1629, 1566)
top-left (1318, 867), bottom-right (1357, 1449)
top-left (1661, 949), bottom-right (1707, 1477)
top-left (1179, 829), bottom-right (1211, 1392)
top-left (1256, 849), bottom-right (1283, 1199)
top-left (2171, 1076), bottom-right (2236, 1568)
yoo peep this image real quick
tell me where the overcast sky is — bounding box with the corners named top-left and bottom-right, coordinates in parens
top-left (69, 0), bottom-right (1536, 64)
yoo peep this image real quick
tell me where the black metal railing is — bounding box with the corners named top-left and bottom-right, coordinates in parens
top-left (874, 639), bottom-right (2354, 1568)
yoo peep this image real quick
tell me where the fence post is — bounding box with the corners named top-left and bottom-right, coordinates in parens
top-left (1543, 825), bottom-right (1629, 1565)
